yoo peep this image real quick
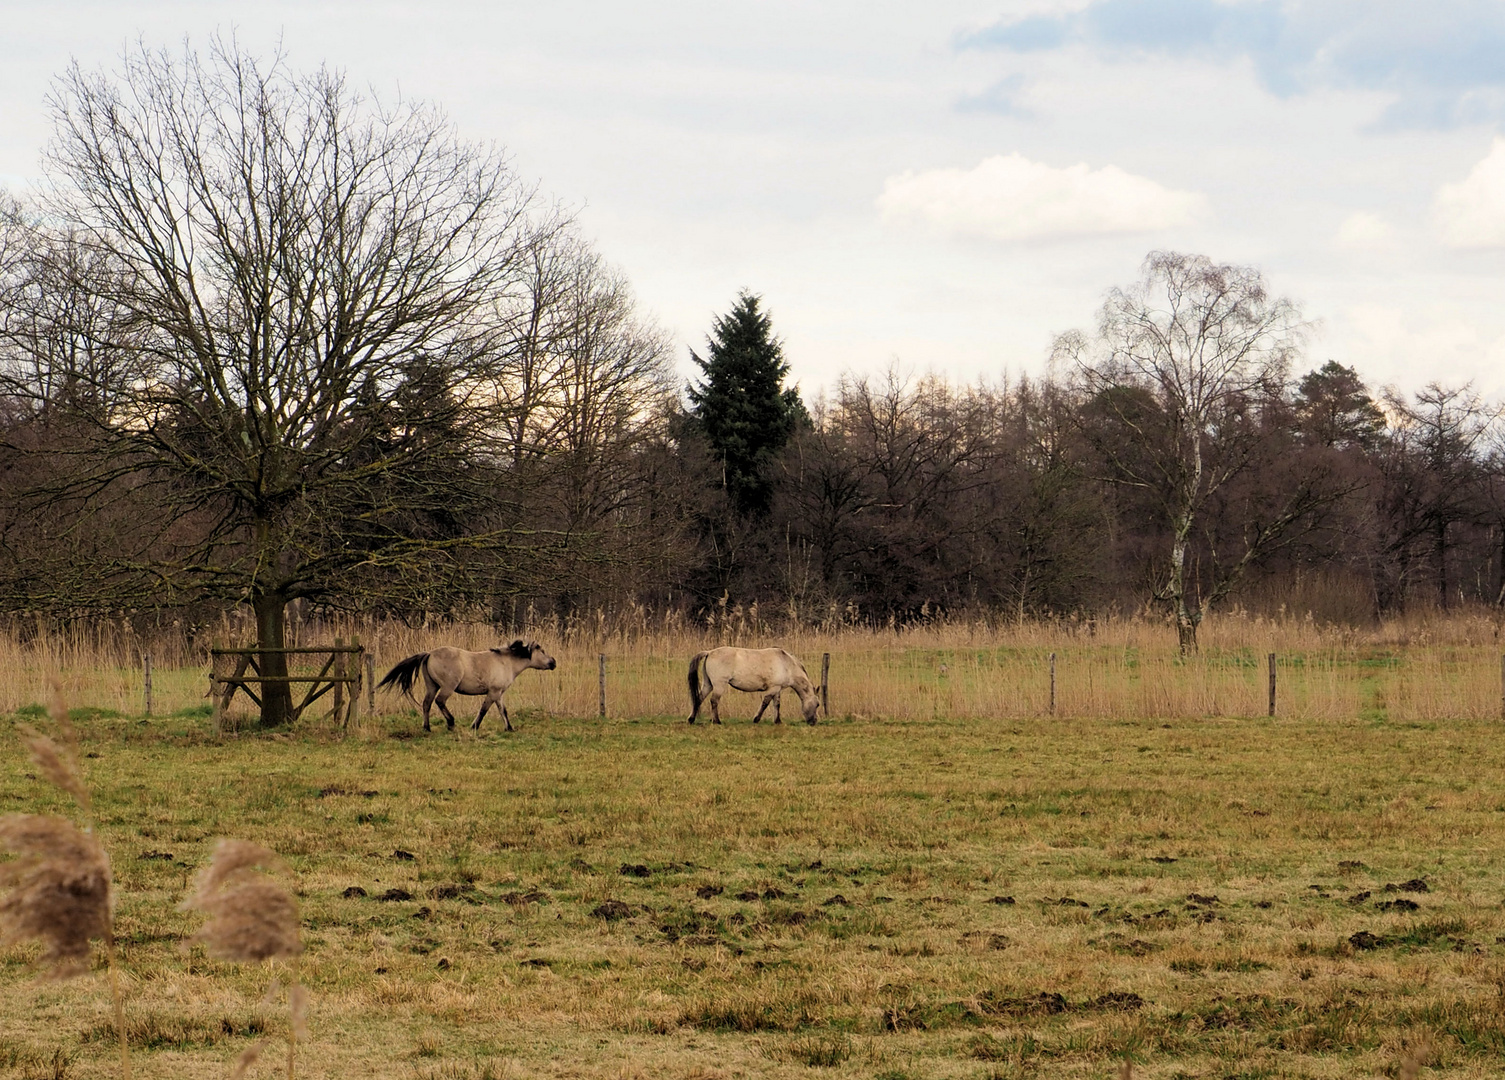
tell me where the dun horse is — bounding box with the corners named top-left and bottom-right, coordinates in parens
top-left (687, 646), bottom-right (821, 725)
top-left (378, 641), bottom-right (556, 733)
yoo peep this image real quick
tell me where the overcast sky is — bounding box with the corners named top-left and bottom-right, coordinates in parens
top-left (2, 1), bottom-right (1504, 398)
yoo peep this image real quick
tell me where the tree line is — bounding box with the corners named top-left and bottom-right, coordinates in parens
top-left (2, 40), bottom-right (1503, 688)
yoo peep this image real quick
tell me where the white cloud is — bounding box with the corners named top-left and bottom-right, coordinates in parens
top-left (1335, 211), bottom-right (1395, 249)
top-left (876, 153), bottom-right (1207, 242)
top-left (1434, 138), bottom-right (1505, 248)
top-left (1344, 302), bottom-right (1484, 377)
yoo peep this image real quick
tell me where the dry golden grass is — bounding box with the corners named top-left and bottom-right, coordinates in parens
top-left (7, 606), bottom-right (1505, 732)
top-left (3, 672), bottom-right (1505, 1077)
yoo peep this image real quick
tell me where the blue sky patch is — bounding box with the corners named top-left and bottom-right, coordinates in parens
top-left (961, 0), bottom-right (1505, 128)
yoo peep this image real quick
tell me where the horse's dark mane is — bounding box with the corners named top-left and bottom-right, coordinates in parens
top-left (494, 639), bottom-right (534, 660)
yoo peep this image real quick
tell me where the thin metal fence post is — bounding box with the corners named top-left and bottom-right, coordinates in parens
top-left (1268, 653), bottom-right (1277, 717)
top-left (143, 653), bottom-right (153, 717)
top-left (599, 654), bottom-right (607, 718)
top-left (821, 653), bottom-right (831, 716)
top-left (1049, 652), bottom-right (1056, 716)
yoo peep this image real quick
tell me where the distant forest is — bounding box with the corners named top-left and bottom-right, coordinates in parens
top-left (1, 41), bottom-right (1501, 651)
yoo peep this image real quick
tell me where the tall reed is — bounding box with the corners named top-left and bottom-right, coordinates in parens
top-left (182, 839), bottom-right (304, 1079)
top-left (0, 691), bottom-right (130, 1078)
top-left (4, 606), bottom-right (1505, 724)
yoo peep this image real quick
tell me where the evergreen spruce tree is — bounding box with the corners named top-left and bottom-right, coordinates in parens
top-left (686, 291), bottom-right (807, 514)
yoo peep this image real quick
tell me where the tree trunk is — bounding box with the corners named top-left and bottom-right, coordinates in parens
top-left (1169, 516), bottom-right (1199, 655)
top-left (1495, 524), bottom-right (1505, 606)
top-left (253, 591), bottom-right (295, 728)
top-left (1175, 607), bottom-right (1199, 655)
top-left (1436, 520), bottom-right (1449, 611)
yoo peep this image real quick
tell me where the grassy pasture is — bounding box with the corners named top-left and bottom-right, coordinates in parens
top-left (4, 650), bottom-right (1505, 1078)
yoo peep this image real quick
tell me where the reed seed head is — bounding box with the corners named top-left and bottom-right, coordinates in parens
top-left (1398, 1041), bottom-right (1432, 1080)
top-left (230, 1040), bottom-right (266, 1079)
top-left (0, 813), bottom-right (113, 978)
top-left (17, 726), bottom-right (90, 809)
top-left (183, 839), bottom-right (300, 962)
top-left (191, 839), bottom-right (285, 895)
top-left (290, 983), bottom-right (310, 1041)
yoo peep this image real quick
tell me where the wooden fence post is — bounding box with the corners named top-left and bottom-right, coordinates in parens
top-left (1268, 653), bottom-right (1277, 717)
top-left (821, 653), bottom-right (831, 717)
top-left (365, 652), bottom-right (376, 719)
top-left (345, 637), bottom-right (360, 730)
top-left (599, 654), bottom-right (607, 718)
top-left (210, 658), bottom-right (222, 739)
top-left (332, 637), bottom-right (345, 726)
top-left (1049, 652), bottom-right (1056, 716)
top-left (143, 654), bottom-right (153, 717)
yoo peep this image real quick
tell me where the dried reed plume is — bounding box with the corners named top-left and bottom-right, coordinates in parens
top-left (18, 725), bottom-right (91, 811)
top-left (3, 689), bottom-right (130, 1078)
top-left (1398, 1040), bottom-right (1432, 1080)
top-left (183, 840), bottom-right (304, 1078)
top-left (230, 1041), bottom-right (267, 1079)
top-left (183, 840), bottom-right (301, 962)
top-left (289, 984), bottom-right (309, 1041)
top-left (0, 813), bottom-right (112, 977)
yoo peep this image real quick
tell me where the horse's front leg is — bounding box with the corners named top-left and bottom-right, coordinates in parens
top-left (752, 692), bottom-right (776, 724)
top-left (502, 702), bottom-right (514, 732)
top-left (773, 690), bottom-right (782, 724)
top-left (472, 696), bottom-right (493, 733)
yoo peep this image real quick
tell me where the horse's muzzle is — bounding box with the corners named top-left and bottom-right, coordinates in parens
top-left (547, 659), bottom-right (557, 670)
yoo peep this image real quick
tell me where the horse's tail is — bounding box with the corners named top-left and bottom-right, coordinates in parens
top-left (377, 653), bottom-right (429, 702)
top-left (687, 651), bottom-right (711, 720)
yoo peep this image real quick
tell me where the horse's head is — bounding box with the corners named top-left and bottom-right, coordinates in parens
top-left (507, 639), bottom-right (556, 671)
top-left (799, 683), bottom-right (821, 725)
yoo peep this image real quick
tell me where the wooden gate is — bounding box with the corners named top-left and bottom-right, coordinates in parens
top-left (210, 640), bottom-right (364, 729)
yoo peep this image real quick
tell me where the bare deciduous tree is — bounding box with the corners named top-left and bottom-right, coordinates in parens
top-left (3, 38), bottom-right (560, 723)
top-left (1064, 251), bottom-right (1313, 652)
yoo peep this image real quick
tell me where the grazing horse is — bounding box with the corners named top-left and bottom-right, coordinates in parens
top-left (377, 641), bottom-right (556, 733)
top-left (687, 646), bottom-right (821, 725)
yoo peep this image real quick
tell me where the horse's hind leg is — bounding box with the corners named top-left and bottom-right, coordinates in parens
top-left (709, 690), bottom-right (723, 725)
top-left (421, 686), bottom-right (438, 733)
top-left (434, 690), bottom-right (458, 731)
